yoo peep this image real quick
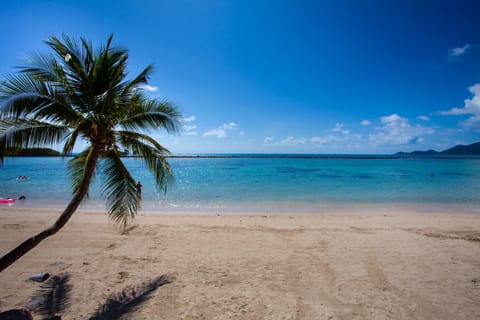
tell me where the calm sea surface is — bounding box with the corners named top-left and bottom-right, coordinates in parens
top-left (1, 155), bottom-right (479, 212)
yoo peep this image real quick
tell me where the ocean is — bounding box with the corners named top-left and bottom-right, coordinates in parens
top-left (1, 155), bottom-right (479, 212)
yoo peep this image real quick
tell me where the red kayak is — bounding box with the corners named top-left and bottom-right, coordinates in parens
top-left (0, 198), bottom-right (16, 204)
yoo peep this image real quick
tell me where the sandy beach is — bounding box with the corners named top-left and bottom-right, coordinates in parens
top-left (0, 207), bottom-right (479, 320)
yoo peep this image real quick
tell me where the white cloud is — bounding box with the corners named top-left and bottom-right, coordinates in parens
top-left (448, 44), bottom-right (471, 57)
top-left (361, 120), bottom-right (371, 126)
top-left (222, 122), bottom-right (239, 130)
top-left (182, 115), bottom-right (196, 123)
top-left (263, 129), bottom-right (362, 150)
top-left (204, 129), bottom-right (227, 138)
top-left (183, 124), bottom-right (198, 136)
top-left (279, 136), bottom-right (307, 147)
top-left (417, 115), bottom-right (430, 121)
top-left (311, 135), bottom-right (340, 145)
top-left (183, 125), bottom-right (197, 131)
top-left (440, 83), bottom-right (480, 130)
top-left (381, 114), bottom-right (403, 123)
top-left (203, 122), bottom-right (240, 138)
top-left (369, 113), bottom-right (434, 146)
top-left (137, 84), bottom-right (158, 92)
top-left (181, 115), bottom-right (198, 135)
top-left (263, 136), bottom-right (307, 147)
top-left (332, 123), bottom-right (350, 135)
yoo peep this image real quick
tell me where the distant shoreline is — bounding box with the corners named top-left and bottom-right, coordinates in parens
top-left (5, 154), bottom-right (480, 160)
top-left (6, 141), bottom-right (479, 159)
top-left (166, 154), bottom-right (480, 160)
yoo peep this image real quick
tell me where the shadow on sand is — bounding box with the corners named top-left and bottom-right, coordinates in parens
top-left (0, 274), bottom-right (173, 320)
top-left (88, 274), bottom-right (172, 320)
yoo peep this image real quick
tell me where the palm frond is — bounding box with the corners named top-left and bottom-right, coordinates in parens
top-left (47, 34), bottom-right (89, 76)
top-left (0, 73), bottom-right (80, 125)
top-left (0, 118), bottom-right (69, 146)
top-left (117, 130), bottom-right (169, 152)
top-left (18, 51), bottom-right (61, 83)
top-left (61, 120), bottom-right (90, 155)
top-left (120, 98), bottom-right (181, 134)
top-left (0, 118), bottom-right (69, 163)
top-left (67, 147), bottom-right (97, 196)
top-left (122, 65), bottom-right (154, 95)
top-left (45, 34), bottom-right (98, 115)
top-left (101, 149), bottom-right (139, 228)
top-left (0, 73), bottom-right (52, 117)
top-left (29, 273), bottom-right (72, 317)
top-left (90, 49), bottom-right (129, 118)
top-left (117, 131), bottom-right (173, 192)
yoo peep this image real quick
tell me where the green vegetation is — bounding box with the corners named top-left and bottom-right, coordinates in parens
top-left (6, 147), bottom-right (60, 156)
top-left (0, 34), bottom-right (182, 272)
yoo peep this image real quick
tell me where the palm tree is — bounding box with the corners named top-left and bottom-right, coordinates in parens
top-left (0, 34), bottom-right (181, 272)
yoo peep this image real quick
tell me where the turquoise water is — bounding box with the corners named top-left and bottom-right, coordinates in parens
top-left (0, 156), bottom-right (479, 211)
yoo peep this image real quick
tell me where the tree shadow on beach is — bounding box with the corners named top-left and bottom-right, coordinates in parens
top-left (12, 273), bottom-right (173, 320)
top-left (29, 273), bottom-right (72, 320)
top-left (88, 274), bottom-right (173, 320)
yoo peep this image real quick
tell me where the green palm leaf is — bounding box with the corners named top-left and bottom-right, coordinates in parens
top-left (120, 98), bottom-right (181, 133)
top-left (19, 51), bottom-right (60, 81)
top-left (101, 149), bottom-right (139, 228)
top-left (123, 65), bottom-right (154, 95)
top-left (0, 73), bottom-right (79, 125)
top-left (0, 118), bottom-right (70, 162)
top-left (117, 130), bottom-right (173, 192)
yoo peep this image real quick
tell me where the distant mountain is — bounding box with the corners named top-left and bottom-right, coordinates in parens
top-left (395, 142), bottom-right (480, 156)
top-left (442, 142), bottom-right (480, 154)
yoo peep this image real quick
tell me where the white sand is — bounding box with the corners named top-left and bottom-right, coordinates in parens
top-left (1, 207), bottom-right (479, 319)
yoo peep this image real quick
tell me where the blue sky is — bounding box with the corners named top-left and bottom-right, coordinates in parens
top-left (1, 0), bottom-right (480, 154)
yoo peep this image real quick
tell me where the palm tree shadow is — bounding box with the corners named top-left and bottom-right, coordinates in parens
top-left (88, 274), bottom-right (173, 320)
top-left (28, 272), bottom-right (72, 319)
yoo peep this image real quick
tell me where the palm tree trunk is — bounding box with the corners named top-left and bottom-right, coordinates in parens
top-left (0, 148), bottom-right (100, 273)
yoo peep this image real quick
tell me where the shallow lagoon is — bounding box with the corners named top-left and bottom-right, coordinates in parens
top-left (1, 155), bottom-right (479, 212)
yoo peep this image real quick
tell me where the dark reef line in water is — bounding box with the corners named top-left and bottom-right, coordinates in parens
top-left (5, 154), bottom-right (480, 160)
top-left (166, 154), bottom-right (480, 160)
